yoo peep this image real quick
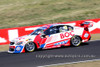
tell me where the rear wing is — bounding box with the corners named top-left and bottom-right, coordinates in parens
top-left (80, 21), bottom-right (94, 31)
top-left (80, 21), bottom-right (93, 28)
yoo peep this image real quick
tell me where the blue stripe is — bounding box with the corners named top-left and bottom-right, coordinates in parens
top-left (40, 44), bottom-right (45, 48)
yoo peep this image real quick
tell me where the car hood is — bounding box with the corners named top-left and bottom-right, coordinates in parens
top-left (11, 35), bottom-right (37, 43)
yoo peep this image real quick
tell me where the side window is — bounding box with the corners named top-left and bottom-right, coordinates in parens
top-left (59, 25), bottom-right (68, 32)
top-left (67, 26), bottom-right (73, 31)
top-left (44, 27), bottom-right (58, 35)
top-left (44, 25), bottom-right (73, 35)
top-left (59, 25), bottom-right (73, 33)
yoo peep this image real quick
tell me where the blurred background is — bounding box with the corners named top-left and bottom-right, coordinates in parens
top-left (0, 0), bottom-right (100, 29)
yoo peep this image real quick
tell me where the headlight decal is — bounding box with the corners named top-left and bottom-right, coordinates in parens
top-left (16, 42), bottom-right (23, 45)
top-left (10, 42), bottom-right (15, 45)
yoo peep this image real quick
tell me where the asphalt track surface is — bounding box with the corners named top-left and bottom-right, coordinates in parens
top-left (0, 40), bottom-right (100, 67)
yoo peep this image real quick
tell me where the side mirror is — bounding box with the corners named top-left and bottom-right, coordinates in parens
top-left (40, 33), bottom-right (46, 38)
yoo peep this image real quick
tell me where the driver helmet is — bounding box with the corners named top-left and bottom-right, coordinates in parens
top-left (59, 25), bottom-right (68, 32)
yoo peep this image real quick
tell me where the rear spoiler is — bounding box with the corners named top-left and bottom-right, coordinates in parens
top-left (80, 21), bottom-right (94, 28)
top-left (80, 21), bottom-right (94, 31)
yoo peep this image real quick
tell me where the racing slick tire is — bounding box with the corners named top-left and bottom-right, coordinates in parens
top-left (70, 36), bottom-right (82, 47)
top-left (89, 36), bottom-right (91, 41)
top-left (25, 42), bottom-right (36, 52)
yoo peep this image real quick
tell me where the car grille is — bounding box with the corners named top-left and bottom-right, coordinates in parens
top-left (10, 42), bottom-right (14, 45)
top-left (9, 48), bottom-right (14, 51)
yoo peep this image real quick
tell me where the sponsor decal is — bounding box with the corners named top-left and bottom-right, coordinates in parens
top-left (16, 47), bottom-right (21, 51)
top-left (84, 33), bottom-right (89, 38)
top-left (14, 46), bottom-right (23, 53)
top-left (54, 40), bottom-right (68, 46)
top-left (60, 31), bottom-right (74, 39)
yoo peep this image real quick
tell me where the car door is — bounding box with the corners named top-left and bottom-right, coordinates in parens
top-left (39, 25), bottom-right (74, 49)
top-left (54, 25), bottom-right (73, 47)
top-left (40, 26), bottom-right (60, 49)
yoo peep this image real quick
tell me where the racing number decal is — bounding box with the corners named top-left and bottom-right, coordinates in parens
top-left (60, 31), bottom-right (74, 39)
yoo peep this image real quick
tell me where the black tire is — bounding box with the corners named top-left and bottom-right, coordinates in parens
top-left (25, 42), bottom-right (36, 52)
top-left (89, 36), bottom-right (91, 41)
top-left (70, 36), bottom-right (82, 47)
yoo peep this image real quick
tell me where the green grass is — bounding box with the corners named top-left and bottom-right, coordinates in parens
top-left (0, 0), bottom-right (100, 29)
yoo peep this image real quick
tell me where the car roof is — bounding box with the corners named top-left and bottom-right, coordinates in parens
top-left (43, 24), bottom-right (73, 28)
top-left (37, 24), bottom-right (74, 31)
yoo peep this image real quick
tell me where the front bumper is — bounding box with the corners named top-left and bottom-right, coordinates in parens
top-left (8, 45), bottom-right (25, 53)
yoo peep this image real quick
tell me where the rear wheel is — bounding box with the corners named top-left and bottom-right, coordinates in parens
top-left (89, 36), bottom-right (91, 41)
top-left (25, 42), bottom-right (36, 52)
top-left (71, 36), bottom-right (82, 47)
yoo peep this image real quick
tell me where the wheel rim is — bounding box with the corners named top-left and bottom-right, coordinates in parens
top-left (25, 42), bottom-right (35, 52)
top-left (72, 36), bottom-right (81, 46)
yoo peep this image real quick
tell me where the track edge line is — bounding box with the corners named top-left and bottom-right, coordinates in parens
top-left (37, 59), bottom-right (100, 67)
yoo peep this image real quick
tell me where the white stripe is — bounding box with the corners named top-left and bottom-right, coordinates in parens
top-left (8, 29), bottom-right (19, 41)
top-left (25, 27), bottom-right (39, 31)
top-left (0, 37), bottom-right (7, 43)
top-left (37, 59), bottom-right (100, 67)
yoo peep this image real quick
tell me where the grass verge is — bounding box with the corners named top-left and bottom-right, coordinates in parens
top-left (49, 60), bottom-right (100, 67)
top-left (0, 0), bottom-right (100, 29)
top-left (0, 45), bottom-right (9, 52)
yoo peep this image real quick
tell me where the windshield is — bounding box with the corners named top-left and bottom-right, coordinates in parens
top-left (30, 27), bottom-right (47, 35)
top-left (30, 29), bottom-right (43, 35)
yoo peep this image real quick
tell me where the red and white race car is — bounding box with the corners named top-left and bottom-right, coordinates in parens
top-left (8, 21), bottom-right (92, 53)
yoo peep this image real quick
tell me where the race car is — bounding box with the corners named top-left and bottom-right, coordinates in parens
top-left (8, 21), bottom-right (93, 53)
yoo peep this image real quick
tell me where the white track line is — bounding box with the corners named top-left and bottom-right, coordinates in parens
top-left (37, 59), bottom-right (100, 67)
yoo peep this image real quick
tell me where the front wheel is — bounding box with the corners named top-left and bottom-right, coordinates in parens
top-left (70, 36), bottom-right (82, 47)
top-left (25, 42), bottom-right (36, 52)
